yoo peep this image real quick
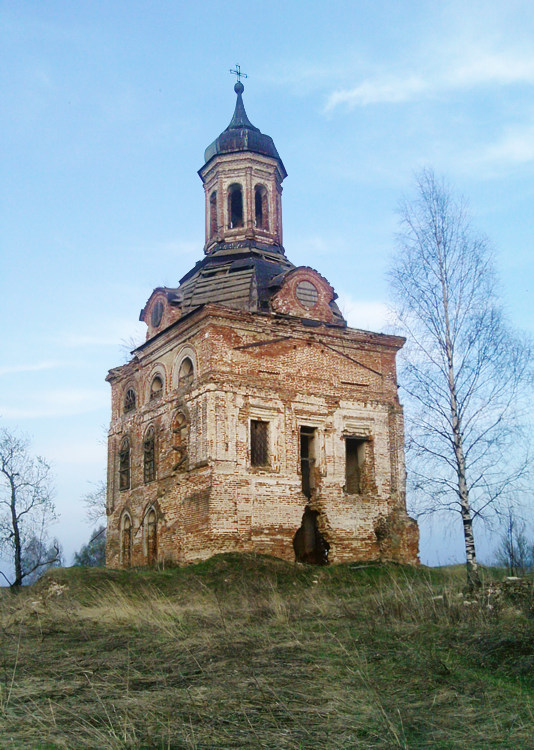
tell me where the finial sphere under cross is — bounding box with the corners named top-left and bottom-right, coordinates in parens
top-left (230, 64), bottom-right (248, 83)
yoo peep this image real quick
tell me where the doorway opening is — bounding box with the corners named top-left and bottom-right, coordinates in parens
top-left (293, 507), bottom-right (330, 565)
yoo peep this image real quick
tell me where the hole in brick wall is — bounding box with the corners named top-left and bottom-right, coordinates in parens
top-left (293, 507), bottom-right (329, 565)
top-left (374, 517), bottom-right (388, 544)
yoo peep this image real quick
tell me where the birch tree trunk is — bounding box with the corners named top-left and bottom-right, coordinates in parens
top-left (447, 334), bottom-right (481, 589)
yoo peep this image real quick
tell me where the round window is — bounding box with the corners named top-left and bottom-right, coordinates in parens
top-left (151, 300), bottom-right (164, 327)
top-left (296, 281), bottom-right (319, 309)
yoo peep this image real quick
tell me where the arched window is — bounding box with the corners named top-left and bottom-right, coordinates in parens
top-left (228, 184), bottom-right (243, 228)
top-left (121, 514), bottom-right (132, 567)
top-left (178, 357), bottom-right (194, 388)
top-left (150, 374), bottom-right (163, 400)
top-left (146, 508), bottom-right (157, 566)
top-left (119, 437), bottom-right (130, 490)
top-left (209, 191), bottom-right (218, 237)
top-left (254, 185), bottom-right (269, 230)
top-left (143, 426), bottom-right (156, 483)
top-left (172, 411), bottom-right (188, 472)
top-left (124, 388), bottom-right (136, 413)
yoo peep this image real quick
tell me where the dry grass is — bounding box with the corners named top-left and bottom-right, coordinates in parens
top-left (0, 556), bottom-right (533, 749)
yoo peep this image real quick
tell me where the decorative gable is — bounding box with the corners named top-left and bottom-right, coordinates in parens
top-left (139, 288), bottom-right (182, 340)
top-left (270, 267), bottom-right (343, 325)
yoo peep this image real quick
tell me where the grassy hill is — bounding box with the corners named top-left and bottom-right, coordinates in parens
top-left (1, 555), bottom-right (533, 749)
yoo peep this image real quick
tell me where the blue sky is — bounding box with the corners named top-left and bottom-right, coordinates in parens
top-left (2, 0), bottom-right (534, 568)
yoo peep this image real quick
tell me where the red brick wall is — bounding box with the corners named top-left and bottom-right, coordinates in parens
top-left (106, 305), bottom-right (419, 568)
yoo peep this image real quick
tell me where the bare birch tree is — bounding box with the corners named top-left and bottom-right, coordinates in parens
top-left (494, 506), bottom-right (532, 576)
top-left (21, 535), bottom-right (63, 585)
top-left (390, 169), bottom-right (531, 589)
top-left (82, 480), bottom-right (107, 525)
top-left (0, 427), bottom-right (60, 587)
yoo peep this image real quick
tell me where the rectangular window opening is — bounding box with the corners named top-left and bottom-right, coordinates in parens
top-left (345, 437), bottom-right (366, 494)
top-left (251, 420), bottom-right (269, 467)
top-left (119, 450), bottom-right (130, 491)
top-left (300, 426), bottom-right (316, 499)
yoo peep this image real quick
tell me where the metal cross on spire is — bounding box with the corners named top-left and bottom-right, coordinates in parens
top-left (230, 64), bottom-right (248, 83)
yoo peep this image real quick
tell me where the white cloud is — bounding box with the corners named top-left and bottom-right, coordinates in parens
top-left (337, 293), bottom-right (390, 332)
top-left (325, 49), bottom-right (534, 111)
top-left (0, 387), bottom-right (107, 419)
top-left (326, 76), bottom-right (429, 109)
top-left (449, 52), bottom-right (534, 88)
top-left (0, 360), bottom-right (63, 376)
top-left (478, 122), bottom-right (534, 165)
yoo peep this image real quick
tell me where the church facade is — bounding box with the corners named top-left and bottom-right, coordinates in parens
top-left (105, 82), bottom-right (419, 568)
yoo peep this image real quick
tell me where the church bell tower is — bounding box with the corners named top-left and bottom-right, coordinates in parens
top-left (105, 73), bottom-right (419, 571)
top-left (199, 81), bottom-right (287, 254)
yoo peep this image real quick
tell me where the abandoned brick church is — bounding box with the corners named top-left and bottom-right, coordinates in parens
top-left (105, 80), bottom-right (419, 568)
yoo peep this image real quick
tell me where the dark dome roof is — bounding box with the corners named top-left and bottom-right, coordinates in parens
top-left (203, 83), bottom-right (287, 178)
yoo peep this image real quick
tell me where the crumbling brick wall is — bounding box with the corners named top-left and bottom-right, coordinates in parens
top-left (106, 304), bottom-right (419, 568)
